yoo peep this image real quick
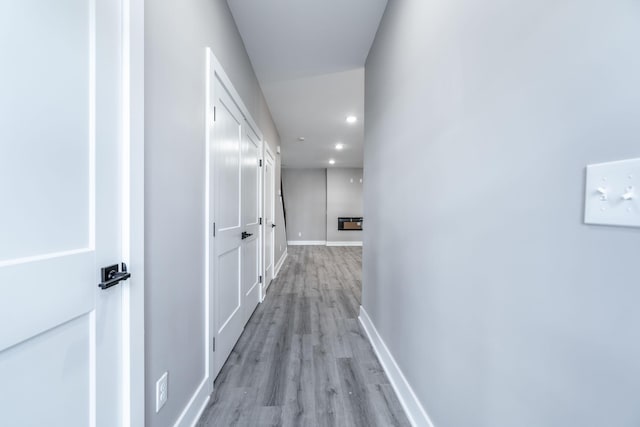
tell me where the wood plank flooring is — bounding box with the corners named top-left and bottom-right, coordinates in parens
top-left (196, 246), bottom-right (410, 427)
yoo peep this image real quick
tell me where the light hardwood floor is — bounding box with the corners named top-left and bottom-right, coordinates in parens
top-left (196, 246), bottom-right (411, 427)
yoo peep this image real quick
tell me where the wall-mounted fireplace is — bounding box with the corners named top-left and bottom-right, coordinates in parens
top-left (338, 217), bottom-right (363, 231)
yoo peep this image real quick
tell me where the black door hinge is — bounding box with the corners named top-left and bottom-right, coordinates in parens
top-left (213, 222), bottom-right (216, 237)
top-left (212, 337), bottom-right (216, 352)
top-left (259, 275), bottom-right (263, 284)
top-left (213, 106), bottom-right (216, 122)
top-left (259, 159), bottom-right (263, 167)
top-left (259, 217), bottom-right (262, 225)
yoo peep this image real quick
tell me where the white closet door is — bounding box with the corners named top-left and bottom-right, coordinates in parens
top-left (241, 125), bottom-right (262, 324)
top-left (211, 77), bottom-right (245, 378)
top-left (0, 1), bottom-right (127, 425)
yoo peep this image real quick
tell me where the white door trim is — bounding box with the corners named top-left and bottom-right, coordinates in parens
top-left (122, 0), bottom-right (145, 424)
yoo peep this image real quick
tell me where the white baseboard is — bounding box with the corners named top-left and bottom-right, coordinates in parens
top-left (359, 307), bottom-right (434, 427)
top-left (326, 241), bottom-right (363, 247)
top-left (287, 240), bottom-right (326, 246)
top-left (287, 240), bottom-right (363, 247)
top-left (274, 249), bottom-right (288, 278)
top-left (173, 378), bottom-right (210, 427)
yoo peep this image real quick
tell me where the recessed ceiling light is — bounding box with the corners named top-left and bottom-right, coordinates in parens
top-left (346, 116), bottom-right (357, 124)
top-left (329, 159), bottom-right (336, 165)
top-left (335, 143), bottom-right (344, 150)
top-left (298, 137), bottom-right (305, 141)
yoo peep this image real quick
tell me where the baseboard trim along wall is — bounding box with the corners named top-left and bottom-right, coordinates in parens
top-left (326, 241), bottom-right (363, 247)
top-left (173, 377), bottom-right (210, 427)
top-left (287, 241), bottom-right (363, 247)
top-left (359, 306), bottom-right (435, 427)
top-left (274, 249), bottom-right (288, 278)
top-left (287, 240), bottom-right (327, 246)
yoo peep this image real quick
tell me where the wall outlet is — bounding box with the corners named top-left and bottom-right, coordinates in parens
top-left (156, 372), bottom-right (168, 413)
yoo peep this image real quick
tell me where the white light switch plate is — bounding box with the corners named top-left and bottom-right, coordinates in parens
top-left (585, 158), bottom-right (640, 227)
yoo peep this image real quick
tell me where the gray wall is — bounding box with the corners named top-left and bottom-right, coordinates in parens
top-left (326, 168), bottom-right (363, 242)
top-left (145, 0), bottom-right (284, 425)
top-left (364, 1), bottom-right (640, 427)
top-left (282, 168), bottom-right (327, 242)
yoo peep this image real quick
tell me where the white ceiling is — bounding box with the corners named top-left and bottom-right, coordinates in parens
top-left (227, 0), bottom-right (388, 168)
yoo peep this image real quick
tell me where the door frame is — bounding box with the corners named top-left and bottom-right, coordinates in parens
top-left (205, 48), bottom-right (264, 391)
top-left (262, 143), bottom-right (276, 298)
top-left (122, 0), bottom-right (145, 425)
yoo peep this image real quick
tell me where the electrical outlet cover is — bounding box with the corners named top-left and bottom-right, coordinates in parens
top-left (156, 372), bottom-right (168, 413)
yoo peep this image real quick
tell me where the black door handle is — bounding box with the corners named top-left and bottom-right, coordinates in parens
top-left (241, 231), bottom-right (253, 239)
top-left (271, 224), bottom-right (276, 228)
top-left (99, 263), bottom-right (131, 289)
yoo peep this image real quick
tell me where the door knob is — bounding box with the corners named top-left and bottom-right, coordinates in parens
top-left (241, 231), bottom-right (253, 239)
top-left (271, 224), bottom-right (276, 228)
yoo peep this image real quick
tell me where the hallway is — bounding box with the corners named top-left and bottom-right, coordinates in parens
top-left (197, 246), bottom-right (410, 426)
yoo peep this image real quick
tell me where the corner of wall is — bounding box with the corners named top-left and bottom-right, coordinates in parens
top-left (358, 306), bottom-right (434, 427)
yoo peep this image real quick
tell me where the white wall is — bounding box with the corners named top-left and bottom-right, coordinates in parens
top-left (364, 1), bottom-right (640, 426)
top-left (145, 0), bottom-right (284, 424)
top-left (326, 168), bottom-right (363, 243)
top-left (282, 168), bottom-right (327, 242)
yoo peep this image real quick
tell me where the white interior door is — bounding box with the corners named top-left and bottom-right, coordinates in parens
top-left (264, 148), bottom-right (276, 291)
top-left (211, 75), bottom-right (245, 377)
top-left (0, 1), bottom-right (127, 426)
top-left (241, 126), bottom-right (262, 324)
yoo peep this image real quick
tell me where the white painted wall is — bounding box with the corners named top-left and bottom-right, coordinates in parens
top-left (282, 168), bottom-right (327, 242)
top-left (326, 168), bottom-right (363, 243)
top-left (145, 0), bottom-right (284, 424)
top-left (364, 1), bottom-right (640, 426)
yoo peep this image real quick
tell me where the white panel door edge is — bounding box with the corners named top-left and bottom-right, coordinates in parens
top-left (122, 0), bottom-right (147, 425)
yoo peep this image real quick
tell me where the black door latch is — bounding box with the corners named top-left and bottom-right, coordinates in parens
top-left (99, 263), bottom-right (131, 290)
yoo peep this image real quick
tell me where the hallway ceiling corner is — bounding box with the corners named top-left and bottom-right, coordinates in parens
top-left (227, 0), bottom-right (388, 168)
